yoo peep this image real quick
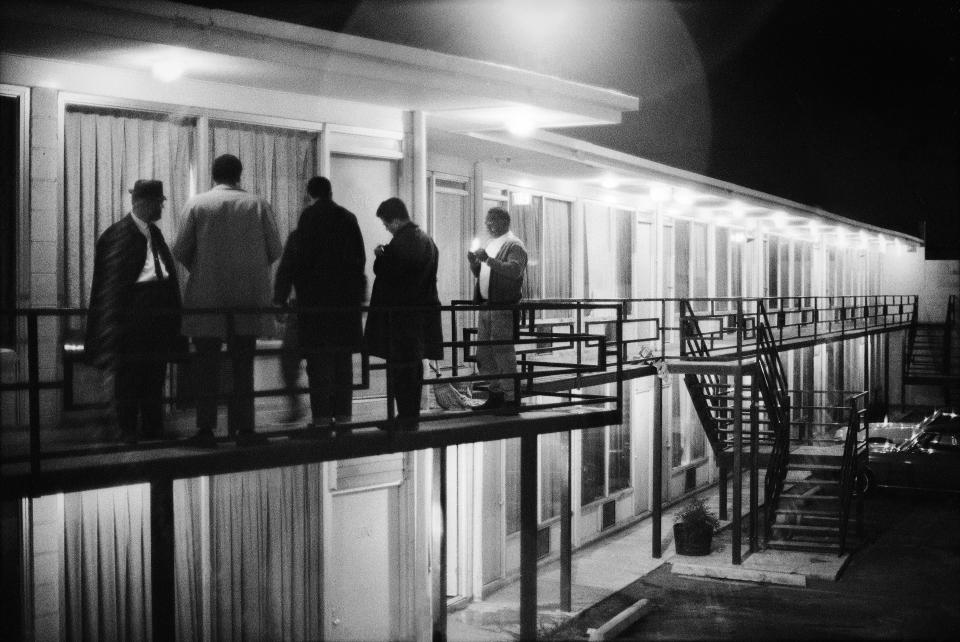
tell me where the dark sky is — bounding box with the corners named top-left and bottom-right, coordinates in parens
top-left (184, 0), bottom-right (960, 257)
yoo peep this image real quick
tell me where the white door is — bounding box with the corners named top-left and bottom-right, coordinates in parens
top-left (326, 485), bottom-right (401, 640)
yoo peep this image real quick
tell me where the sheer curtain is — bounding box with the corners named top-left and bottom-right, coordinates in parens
top-left (63, 485), bottom-right (152, 641)
top-left (209, 121), bottom-right (318, 244)
top-left (173, 465), bottom-right (325, 641)
top-left (64, 108), bottom-right (195, 309)
top-left (512, 197), bottom-right (541, 301)
top-left (543, 198), bottom-right (571, 300)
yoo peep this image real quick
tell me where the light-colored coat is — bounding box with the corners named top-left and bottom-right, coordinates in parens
top-left (173, 185), bottom-right (282, 338)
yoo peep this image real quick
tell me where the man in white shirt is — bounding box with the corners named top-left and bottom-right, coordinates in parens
top-left (85, 179), bottom-right (181, 443)
top-left (467, 207), bottom-right (528, 414)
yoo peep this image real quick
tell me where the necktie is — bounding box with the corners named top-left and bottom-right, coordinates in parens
top-left (149, 225), bottom-right (165, 280)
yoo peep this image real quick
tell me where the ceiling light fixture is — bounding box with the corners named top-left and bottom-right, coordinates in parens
top-left (152, 59), bottom-right (184, 82)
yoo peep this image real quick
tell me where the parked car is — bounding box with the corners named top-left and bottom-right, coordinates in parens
top-left (861, 409), bottom-right (960, 493)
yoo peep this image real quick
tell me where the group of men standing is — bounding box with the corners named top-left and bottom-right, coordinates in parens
top-left (85, 153), bottom-right (528, 446)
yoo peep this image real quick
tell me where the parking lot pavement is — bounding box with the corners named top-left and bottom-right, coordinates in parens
top-left (569, 489), bottom-right (960, 640)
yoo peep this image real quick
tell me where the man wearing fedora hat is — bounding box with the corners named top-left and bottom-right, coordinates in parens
top-left (86, 179), bottom-right (182, 443)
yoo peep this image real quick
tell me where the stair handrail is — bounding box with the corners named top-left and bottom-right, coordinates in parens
top-left (679, 299), bottom-right (729, 457)
top-left (756, 302), bottom-right (792, 533)
top-left (837, 391), bottom-right (868, 555)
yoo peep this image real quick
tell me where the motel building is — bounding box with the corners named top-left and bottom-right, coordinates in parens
top-left (1, 2), bottom-right (957, 640)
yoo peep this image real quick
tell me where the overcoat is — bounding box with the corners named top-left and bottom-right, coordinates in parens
top-left (85, 214), bottom-right (181, 369)
top-left (173, 185), bottom-right (282, 338)
top-left (273, 199), bottom-right (366, 350)
top-left (364, 222), bottom-right (443, 362)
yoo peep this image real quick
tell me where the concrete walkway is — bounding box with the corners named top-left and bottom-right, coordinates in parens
top-left (448, 477), bottom-right (850, 640)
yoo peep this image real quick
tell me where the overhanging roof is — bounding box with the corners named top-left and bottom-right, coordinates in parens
top-left (0, 0), bottom-right (638, 131)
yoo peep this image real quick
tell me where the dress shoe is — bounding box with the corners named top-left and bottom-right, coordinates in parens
top-left (235, 432), bottom-right (269, 447)
top-left (472, 392), bottom-right (505, 412)
top-left (184, 431), bottom-right (218, 449)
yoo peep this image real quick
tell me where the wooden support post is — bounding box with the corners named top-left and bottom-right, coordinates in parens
top-left (652, 374), bottom-right (663, 558)
top-left (560, 431), bottom-right (572, 612)
top-left (432, 448), bottom-right (447, 642)
top-left (151, 477), bottom-right (176, 641)
top-left (732, 371), bottom-right (743, 565)
top-left (520, 434), bottom-right (538, 640)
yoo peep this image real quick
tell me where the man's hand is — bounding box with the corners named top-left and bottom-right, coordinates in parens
top-left (473, 248), bottom-right (488, 262)
top-left (374, 244), bottom-right (386, 258)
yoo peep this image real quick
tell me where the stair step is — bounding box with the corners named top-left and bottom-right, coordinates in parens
top-left (767, 539), bottom-right (841, 552)
top-left (774, 508), bottom-right (837, 516)
top-left (780, 493), bottom-right (840, 501)
top-left (771, 523), bottom-right (840, 533)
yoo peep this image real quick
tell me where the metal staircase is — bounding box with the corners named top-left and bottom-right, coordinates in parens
top-left (680, 300), bottom-right (865, 555)
top-left (904, 295), bottom-right (960, 405)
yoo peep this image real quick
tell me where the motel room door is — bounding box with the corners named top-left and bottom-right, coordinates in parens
top-left (480, 440), bottom-right (504, 589)
top-left (633, 214), bottom-right (656, 516)
top-left (324, 456), bottom-right (405, 640)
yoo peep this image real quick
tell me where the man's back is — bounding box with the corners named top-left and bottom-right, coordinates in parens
top-left (174, 184), bottom-right (281, 337)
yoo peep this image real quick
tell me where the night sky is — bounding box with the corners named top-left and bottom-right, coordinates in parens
top-left (184, 0), bottom-right (960, 258)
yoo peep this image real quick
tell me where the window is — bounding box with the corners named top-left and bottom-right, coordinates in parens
top-left (510, 192), bottom-right (572, 301)
top-left (63, 106), bottom-right (197, 309)
top-left (580, 384), bottom-right (632, 504)
top-left (583, 204), bottom-right (632, 302)
top-left (431, 175), bottom-right (472, 306)
top-left (540, 432), bottom-right (566, 520)
top-left (505, 438), bottom-right (521, 535)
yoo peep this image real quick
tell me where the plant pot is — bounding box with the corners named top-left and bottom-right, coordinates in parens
top-left (673, 522), bottom-right (713, 556)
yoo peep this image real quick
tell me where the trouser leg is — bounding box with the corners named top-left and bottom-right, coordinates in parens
top-left (193, 337), bottom-right (222, 435)
top-left (478, 309), bottom-right (518, 400)
top-left (390, 359), bottom-right (423, 426)
top-left (305, 349), bottom-right (334, 422)
top-left (139, 356), bottom-right (167, 438)
top-left (228, 335), bottom-right (256, 435)
top-left (332, 350), bottom-right (354, 420)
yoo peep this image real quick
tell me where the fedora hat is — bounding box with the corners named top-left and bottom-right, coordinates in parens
top-left (129, 179), bottom-right (166, 200)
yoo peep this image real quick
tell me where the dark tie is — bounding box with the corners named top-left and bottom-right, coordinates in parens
top-left (148, 225), bottom-right (165, 280)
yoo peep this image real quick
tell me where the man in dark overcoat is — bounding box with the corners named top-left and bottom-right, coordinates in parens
top-left (85, 179), bottom-right (181, 443)
top-left (274, 176), bottom-right (366, 432)
top-left (364, 197), bottom-right (442, 431)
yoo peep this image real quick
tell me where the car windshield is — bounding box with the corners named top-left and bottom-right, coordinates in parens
top-left (895, 409), bottom-right (960, 452)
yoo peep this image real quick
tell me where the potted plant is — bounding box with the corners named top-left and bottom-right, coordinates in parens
top-left (673, 497), bottom-right (720, 556)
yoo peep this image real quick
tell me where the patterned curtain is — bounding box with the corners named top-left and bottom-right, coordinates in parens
top-left (64, 108), bottom-right (195, 309)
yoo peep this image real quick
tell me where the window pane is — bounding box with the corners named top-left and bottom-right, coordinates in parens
top-left (691, 222), bottom-right (708, 311)
top-left (615, 209), bottom-right (633, 299)
top-left (505, 437), bottom-right (521, 535)
top-left (543, 198), bottom-right (572, 299)
top-left (580, 427), bottom-right (605, 505)
top-left (607, 422), bottom-right (631, 493)
top-left (716, 227), bottom-right (729, 300)
top-left (540, 432), bottom-right (565, 520)
top-left (512, 196), bottom-right (542, 300)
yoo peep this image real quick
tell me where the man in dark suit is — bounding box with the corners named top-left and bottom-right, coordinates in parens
top-left (274, 176), bottom-right (366, 435)
top-left (85, 179), bottom-right (181, 443)
top-left (364, 197), bottom-right (442, 431)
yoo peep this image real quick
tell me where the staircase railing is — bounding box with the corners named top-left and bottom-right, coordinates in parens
top-left (838, 391), bottom-right (868, 555)
top-left (679, 299), bottom-right (729, 456)
top-left (755, 303), bottom-right (792, 531)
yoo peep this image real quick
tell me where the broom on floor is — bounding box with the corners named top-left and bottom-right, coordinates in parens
top-left (429, 361), bottom-right (474, 410)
